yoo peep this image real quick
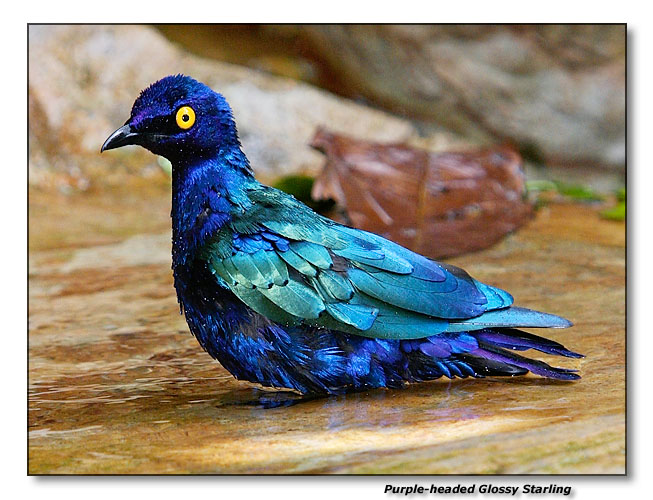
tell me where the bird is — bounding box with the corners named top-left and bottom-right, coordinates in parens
top-left (101, 75), bottom-right (582, 396)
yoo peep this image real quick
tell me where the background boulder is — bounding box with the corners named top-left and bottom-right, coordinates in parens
top-left (29, 25), bottom-right (463, 191)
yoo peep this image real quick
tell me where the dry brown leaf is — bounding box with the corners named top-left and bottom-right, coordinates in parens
top-left (311, 128), bottom-right (533, 259)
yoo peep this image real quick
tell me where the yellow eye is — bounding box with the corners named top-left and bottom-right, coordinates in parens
top-left (176, 106), bottom-right (196, 130)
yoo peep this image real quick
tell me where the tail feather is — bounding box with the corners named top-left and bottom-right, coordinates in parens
top-left (461, 326), bottom-right (583, 380)
top-left (399, 326), bottom-right (582, 382)
top-left (470, 343), bottom-right (580, 380)
top-left (446, 327), bottom-right (583, 381)
top-left (454, 353), bottom-right (529, 377)
top-left (473, 328), bottom-right (584, 358)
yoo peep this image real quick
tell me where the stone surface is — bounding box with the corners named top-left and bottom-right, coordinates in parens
top-left (270, 25), bottom-right (625, 172)
top-left (28, 25), bottom-right (463, 191)
top-left (29, 185), bottom-right (625, 473)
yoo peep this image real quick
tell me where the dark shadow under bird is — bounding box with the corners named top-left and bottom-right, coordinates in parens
top-left (102, 75), bottom-right (583, 396)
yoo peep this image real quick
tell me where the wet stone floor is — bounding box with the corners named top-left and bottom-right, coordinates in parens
top-left (29, 186), bottom-right (625, 474)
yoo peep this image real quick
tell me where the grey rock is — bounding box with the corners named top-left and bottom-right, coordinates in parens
top-left (276, 25), bottom-right (625, 171)
top-left (29, 25), bottom-right (461, 189)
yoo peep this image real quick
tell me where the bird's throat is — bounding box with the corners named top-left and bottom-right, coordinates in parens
top-left (170, 156), bottom-right (253, 271)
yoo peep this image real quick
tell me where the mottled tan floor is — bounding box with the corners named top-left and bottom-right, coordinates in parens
top-left (28, 184), bottom-right (625, 474)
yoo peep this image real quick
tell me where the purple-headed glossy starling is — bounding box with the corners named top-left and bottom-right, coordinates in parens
top-left (102, 75), bottom-right (582, 396)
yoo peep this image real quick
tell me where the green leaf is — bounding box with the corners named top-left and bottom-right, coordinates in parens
top-left (600, 201), bottom-right (625, 221)
top-left (616, 187), bottom-right (626, 202)
top-left (552, 181), bottom-right (604, 202)
top-left (273, 175), bottom-right (335, 213)
top-left (526, 179), bottom-right (604, 202)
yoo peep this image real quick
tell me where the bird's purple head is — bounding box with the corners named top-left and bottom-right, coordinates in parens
top-left (102, 75), bottom-right (241, 162)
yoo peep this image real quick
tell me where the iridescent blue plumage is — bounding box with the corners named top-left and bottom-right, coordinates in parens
top-left (102, 75), bottom-right (582, 395)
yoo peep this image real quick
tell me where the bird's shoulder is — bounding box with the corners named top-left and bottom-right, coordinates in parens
top-left (241, 183), bottom-right (331, 234)
top-left (198, 182), bottom-right (330, 257)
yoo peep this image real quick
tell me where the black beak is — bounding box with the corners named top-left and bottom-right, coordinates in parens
top-left (101, 124), bottom-right (140, 152)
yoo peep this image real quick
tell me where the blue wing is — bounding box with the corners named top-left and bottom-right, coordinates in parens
top-left (202, 187), bottom-right (570, 341)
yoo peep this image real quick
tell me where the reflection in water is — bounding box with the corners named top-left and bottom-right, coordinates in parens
top-left (220, 389), bottom-right (319, 409)
top-left (208, 378), bottom-right (552, 432)
top-left (30, 343), bottom-right (582, 441)
top-left (31, 366), bottom-right (577, 437)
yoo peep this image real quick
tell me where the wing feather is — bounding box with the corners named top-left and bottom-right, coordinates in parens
top-left (201, 185), bottom-right (532, 341)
